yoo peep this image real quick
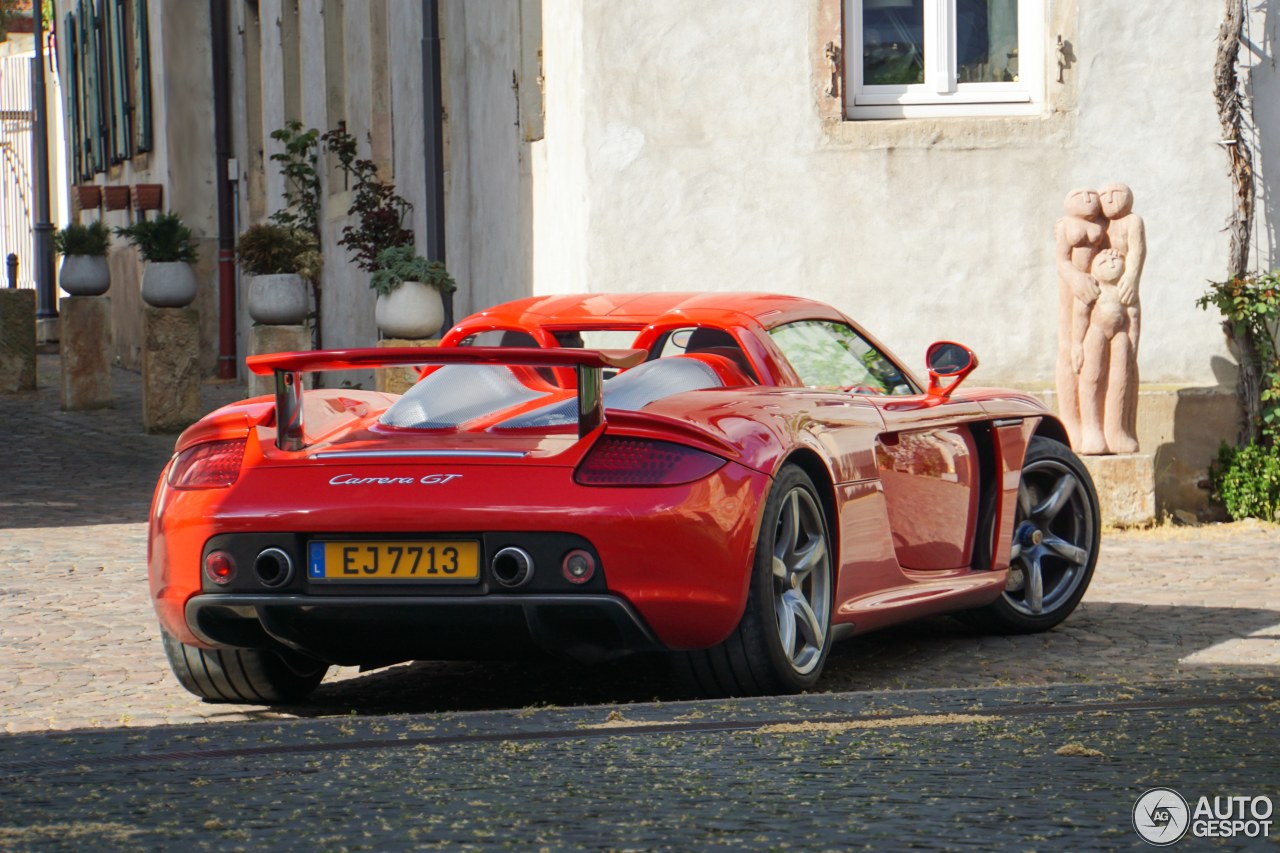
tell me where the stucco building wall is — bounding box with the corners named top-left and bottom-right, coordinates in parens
top-left (535, 0), bottom-right (1239, 391)
top-left (54, 0), bottom-right (218, 372)
top-left (232, 0), bottom-right (534, 361)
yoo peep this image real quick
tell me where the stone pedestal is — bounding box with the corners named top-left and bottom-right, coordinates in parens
top-left (248, 325), bottom-right (311, 398)
top-left (58, 296), bottom-right (113, 409)
top-left (375, 338), bottom-right (439, 395)
top-left (143, 306), bottom-right (201, 433)
top-left (0, 289), bottom-right (36, 393)
top-left (1080, 453), bottom-right (1156, 528)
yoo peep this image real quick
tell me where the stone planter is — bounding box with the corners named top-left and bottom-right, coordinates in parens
top-left (58, 255), bottom-right (110, 296)
top-left (246, 273), bottom-right (309, 325)
top-left (375, 282), bottom-right (444, 339)
top-left (141, 261), bottom-right (198, 308)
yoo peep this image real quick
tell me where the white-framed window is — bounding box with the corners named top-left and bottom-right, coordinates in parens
top-left (845, 0), bottom-right (1043, 120)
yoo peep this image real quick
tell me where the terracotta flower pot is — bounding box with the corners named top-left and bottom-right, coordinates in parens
top-left (103, 186), bottom-right (130, 211)
top-left (59, 255), bottom-right (110, 296)
top-left (375, 282), bottom-right (444, 339)
top-left (142, 261), bottom-right (197, 308)
top-left (132, 184), bottom-right (163, 211)
top-left (246, 273), bottom-right (309, 325)
top-left (74, 185), bottom-right (102, 211)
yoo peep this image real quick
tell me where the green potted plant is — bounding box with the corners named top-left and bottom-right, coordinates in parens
top-left (114, 213), bottom-right (200, 308)
top-left (53, 220), bottom-right (111, 296)
top-left (236, 223), bottom-right (320, 325)
top-left (369, 244), bottom-right (455, 339)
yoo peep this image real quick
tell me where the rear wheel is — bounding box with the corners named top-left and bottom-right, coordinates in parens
top-left (161, 629), bottom-right (328, 704)
top-left (677, 465), bottom-right (833, 696)
top-left (966, 436), bottom-right (1100, 633)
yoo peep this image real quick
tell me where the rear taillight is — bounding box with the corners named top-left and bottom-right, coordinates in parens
top-left (204, 551), bottom-right (237, 584)
top-left (168, 439), bottom-right (246, 489)
top-left (575, 437), bottom-right (726, 486)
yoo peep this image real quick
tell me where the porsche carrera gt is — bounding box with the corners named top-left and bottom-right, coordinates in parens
top-left (150, 292), bottom-right (1099, 702)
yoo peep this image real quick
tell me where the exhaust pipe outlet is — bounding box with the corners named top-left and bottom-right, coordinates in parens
top-left (254, 547), bottom-right (295, 588)
top-left (491, 546), bottom-right (534, 588)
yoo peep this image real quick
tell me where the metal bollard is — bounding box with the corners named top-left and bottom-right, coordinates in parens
top-left (5, 254), bottom-right (16, 288)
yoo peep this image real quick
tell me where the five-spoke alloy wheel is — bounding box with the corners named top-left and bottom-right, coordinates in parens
top-left (677, 464), bottom-right (834, 696)
top-left (770, 481), bottom-right (832, 677)
top-left (969, 436), bottom-right (1100, 633)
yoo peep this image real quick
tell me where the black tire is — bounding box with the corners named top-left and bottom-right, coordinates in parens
top-left (161, 629), bottom-right (327, 704)
top-left (964, 435), bottom-right (1100, 634)
top-left (677, 465), bottom-right (834, 696)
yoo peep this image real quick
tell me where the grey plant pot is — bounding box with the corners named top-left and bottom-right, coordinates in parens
top-left (141, 261), bottom-right (197, 308)
top-left (375, 282), bottom-right (444, 339)
top-left (247, 273), bottom-right (309, 325)
top-left (59, 255), bottom-right (110, 296)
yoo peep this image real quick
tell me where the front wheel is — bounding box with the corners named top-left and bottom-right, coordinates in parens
top-left (161, 629), bottom-right (328, 704)
top-left (967, 435), bottom-right (1100, 634)
top-left (677, 465), bottom-right (834, 696)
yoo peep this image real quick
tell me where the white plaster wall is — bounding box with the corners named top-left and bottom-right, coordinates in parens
top-left (1246, 4), bottom-right (1280, 279)
top-left (446, 2), bottom-right (532, 319)
top-left (537, 0), bottom-right (1236, 388)
top-left (258, 0), bottom-right (287, 216)
top-left (535, 0), bottom-right (588, 295)
top-left (390, 1), bottom-right (429, 256)
top-left (231, 1), bottom-right (531, 358)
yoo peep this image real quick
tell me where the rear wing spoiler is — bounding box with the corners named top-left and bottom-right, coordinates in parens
top-left (245, 346), bottom-right (647, 451)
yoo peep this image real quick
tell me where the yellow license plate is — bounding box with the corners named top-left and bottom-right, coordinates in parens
top-left (308, 541), bottom-right (480, 582)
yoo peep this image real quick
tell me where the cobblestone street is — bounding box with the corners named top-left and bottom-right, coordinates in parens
top-left (2, 356), bottom-right (1278, 733)
top-left (1, 357), bottom-right (1279, 849)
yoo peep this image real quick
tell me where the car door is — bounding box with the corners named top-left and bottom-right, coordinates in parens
top-left (766, 319), bottom-right (982, 571)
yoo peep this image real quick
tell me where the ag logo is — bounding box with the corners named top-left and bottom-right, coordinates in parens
top-left (1133, 788), bottom-right (1190, 846)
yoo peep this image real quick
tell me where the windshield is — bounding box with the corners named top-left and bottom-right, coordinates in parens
top-left (768, 320), bottom-right (914, 394)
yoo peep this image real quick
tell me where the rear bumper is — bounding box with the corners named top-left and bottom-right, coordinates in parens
top-left (187, 593), bottom-right (662, 665)
top-left (152, 459), bottom-right (772, 652)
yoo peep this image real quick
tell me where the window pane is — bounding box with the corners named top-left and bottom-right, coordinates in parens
top-left (862, 0), bottom-right (923, 86)
top-left (768, 321), bottom-right (912, 395)
top-left (956, 0), bottom-right (1019, 83)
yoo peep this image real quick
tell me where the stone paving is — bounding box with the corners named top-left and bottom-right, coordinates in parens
top-left (0, 677), bottom-right (1277, 850)
top-left (2, 355), bottom-right (1279, 734)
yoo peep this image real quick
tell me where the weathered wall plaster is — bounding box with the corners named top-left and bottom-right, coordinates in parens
top-left (536, 0), bottom-right (1236, 393)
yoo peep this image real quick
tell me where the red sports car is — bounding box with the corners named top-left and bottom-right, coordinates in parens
top-left (150, 292), bottom-right (1099, 702)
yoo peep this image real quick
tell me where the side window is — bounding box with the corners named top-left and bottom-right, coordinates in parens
top-left (768, 321), bottom-right (913, 395)
top-left (458, 330), bottom-right (539, 347)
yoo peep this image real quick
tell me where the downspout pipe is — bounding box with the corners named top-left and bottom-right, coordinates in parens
top-left (31, 1), bottom-right (56, 320)
top-left (211, 0), bottom-right (237, 379)
top-left (422, 0), bottom-right (449, 329)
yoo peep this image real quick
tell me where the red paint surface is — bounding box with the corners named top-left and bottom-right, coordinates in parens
top-left (152, 292), bottom-right (1062, 653)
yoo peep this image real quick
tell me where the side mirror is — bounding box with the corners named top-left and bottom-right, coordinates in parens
top-left (925, 341), bottom-right (978, 398)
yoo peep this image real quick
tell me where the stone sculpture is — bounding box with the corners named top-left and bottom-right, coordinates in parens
top-left (1054, 183), bottom-right (1144, 455)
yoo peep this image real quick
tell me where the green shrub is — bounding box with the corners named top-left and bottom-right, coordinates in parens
top-left (114, 213), bottom-right (198, 264)
top-left (52, 221), bottom-right (111, 256)
top-left (1210, 441), bottom-right (1280, 521)
top-left (369, 244), bottom-right (455, 296)
top-left (236, 223), bottom-right (321, 278)
top-left (321, 127), bottom-right (413, 272)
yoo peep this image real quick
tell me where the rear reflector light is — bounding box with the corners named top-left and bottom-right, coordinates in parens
top-left (204, 551), bottom-right (236, 584)
top-left (575, 437), bottom-right (726, 486)
top-left (169, 439), bottom-right (246, 489)
top-left (562, 549), bottom-right (596, 584)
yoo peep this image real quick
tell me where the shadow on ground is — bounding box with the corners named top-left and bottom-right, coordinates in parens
top-left (253, 600), bottom-right (1279, 719)
top-left (0, 356), bottom-right (239, 529)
